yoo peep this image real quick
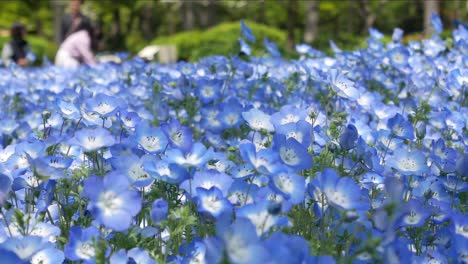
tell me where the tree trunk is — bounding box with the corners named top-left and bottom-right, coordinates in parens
top-left (183, 0), bottom-right (195, 30)
top-left (51, 0), bottom-right (65, 45)
top-left (141, 3), bottom-right (154, 40)
top-left (424, 0), bottom-right (439, 36)
top-left (286, 0), bottom-right (297, 50)
top-left (304, 0), bottom-right (319, 43)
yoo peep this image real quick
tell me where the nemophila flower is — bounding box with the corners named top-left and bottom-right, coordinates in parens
top-left (273, 134), bottom-right (312, 171)
top-left (387, 47), bottom-right (410, 69)
top-left (0, 236), bottom-right (47, 262)
top-left (456, 153), bottom-right (468, 178)
top-left (369, 28), bottom-right (384, 39)
top-left (231, 163), bottom-right (255, 180)
top-left (179, 240), bottom-right (210, 264)
top-left (450, 213), bottom-right (468, 239)
top-left (119, 111), bottom-right (141, 129)
top-left (308, 168), bottom-right (369, 212)
top-left (239, 141), bottom-right (281, 174)
top-left (396, 199), bottom-right (431, 227)
top-left (242, 108), bottom-right (275, 132)
top-left (133, 123), bottom-right (168, 154)
top-left (264, 233), bottom-right (312, 263)
top-left (328, 69), bottom-right (360, 100)
top-left (238, 38), bottom-right (251, 56)
top-left (264, 38), bottom-right (281, 58)
top-left (164, 142), bottom-right (214, 168)
top-left (240, 20), bottom-right (255, 43)
top-left (270, 104), bottom-right (308, 127)
top-left (111, 247), bottom-right (157, 264)
top-left (0, 248), bottom-right (25, 263)
top-left (64, 226), bottom-right (99, 262)
top-left (218, 218), bottom-right (270, 264)
top-left (35, 180), bottom-right (56, 214)
top-left (143, 159), bottom-right (188, 184)
top-left (430, 139), bottom-right (458, 172)
top-left (0, 118), bottom-right (20, 135)
top-left (228, 179), bottom-right (258, 206)
top-left (196, 186), bottom-right (233, 219)
top-left (82, 172), bottom-right (141, 231)
top-left (0, 174), bottom-right (11, 206)
top-left (29, 222), bottom-right (61, 243)
top-left (387, 148), bottom-right (429, 175)
top-left (111, 154), bottom-right (154, 187)
top-left (84, 93), bottom-right (126, 118)
top-left (269, 169), bottom-right (305, 204)
top-left (71, 127), bottom-right (116, 152)
top-left (392, 28), bottom-right (404, 42)
top-left (387, 113), bottom-right (414, 140)
top-left (180, 169), bottom-right (233, 198)
top-left (161, 119), bottom-right (193, 152)
top-left (195, 78), bottom-right (223, 104)
top-left (219, 98), bottom-right (244, 128)
top-left (237, 201), bottom-right (288, 236)
top-left (275, 120), bottom-right (313, 148)
top-left (151, 198), bottom-right (169, 224)
top-left (200, 106), bottom-right (224, 132)
top-left (431, 12), bottom-right (443, 34)
top-left (339, 124), bottom-right (358, 150)
top-left (356, 137), bottom-right (384, 173)
top-left (30, 245), bottom-right (65, 264)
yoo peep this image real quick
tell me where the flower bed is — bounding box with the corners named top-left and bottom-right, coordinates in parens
top-left (0, 17), bottom-right (467, 263)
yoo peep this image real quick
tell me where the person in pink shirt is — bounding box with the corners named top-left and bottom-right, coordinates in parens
top-left (55, 24), bottom-right (96, 68)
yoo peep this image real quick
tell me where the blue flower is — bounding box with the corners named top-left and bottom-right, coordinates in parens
top-left (71, 127), bottom-right (116, 152)
top-left (84, 93), bottom-right (126, 118)
top-left (0, 174), bottom-right (11, 206)
top-left (269, 169), bottom-right (305, 204)
top-left (387, 113), bottom-right (414, 140)
top-left (111, 154), bottom-right (155, 187)
top-left (82, 172), bottom-right (142, 231)
top-left (195, 78), bottom-right (223, 104)
top-left (242, 108), bottom-right (275, 132)
top-left (196, 186), bottom-right (233, 219)
top-left (328, 69), bottom-right (360, 100)
top-left (387, 148), bottom-right (429, 175)
top-left (273, 134), bottom-right (312, 171)
top-left (431, 12), bottom-right (443, 34)
top-left (239, 141), bottom-right (281, 174)
top-left (151, 198), bottom-right (169, 224)
top-left (396, 199), bottom-right (431, 227)
top-left (164, 142), bottom-right (214, 168)
top-left (240, 20), bottom-right (256, 43)
top-left (339, 124), bottom-right (358, 150)
top-left (264, 38), bottom-right (281, 58)
top-left (161, 119), bottom-right (193, 152)
top-left (308, 168), bottom-right (370, 212)
top-left (180, 169), bottom-right (233, 198)
top-left (143, 159), bottom-right (189, 184)
top-left (1, 236), bottom-right (47, 262)
top-left (239, 38), bottom-right (251, 56)
top-left (133, 123), bottom-right (168, 154)
top-left (217, 218), bottom-right (270, 263)
top-left (237, 201), bottom-right (288, 236)
top-left (64, 226), bottom-right (99, 262)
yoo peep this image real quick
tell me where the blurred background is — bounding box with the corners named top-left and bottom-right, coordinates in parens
top-left (0, 0), bottom-right (466, 62)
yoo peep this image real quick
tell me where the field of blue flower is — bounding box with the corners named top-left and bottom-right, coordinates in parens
top-left (0, 16), bottom-right (467, 263)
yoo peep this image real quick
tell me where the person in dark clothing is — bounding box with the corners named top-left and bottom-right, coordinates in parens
top-left (60, 0), bottom-right (92, 44)
top-left (1, 22), bottom-right (32, 67)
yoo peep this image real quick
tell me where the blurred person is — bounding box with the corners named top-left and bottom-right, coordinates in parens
top-left (1, 22), bottom-right (34, 67)
top-left (60, 0), bottom-right (92, 44)
top-left (55, 23), bottom-right (96, 68)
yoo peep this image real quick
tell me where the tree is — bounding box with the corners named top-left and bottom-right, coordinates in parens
top-left (304, 0), bottom-right (319, 43)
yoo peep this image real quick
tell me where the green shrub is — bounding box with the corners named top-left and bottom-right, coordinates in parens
top-left (151, 20), bottom-right (287, 61)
